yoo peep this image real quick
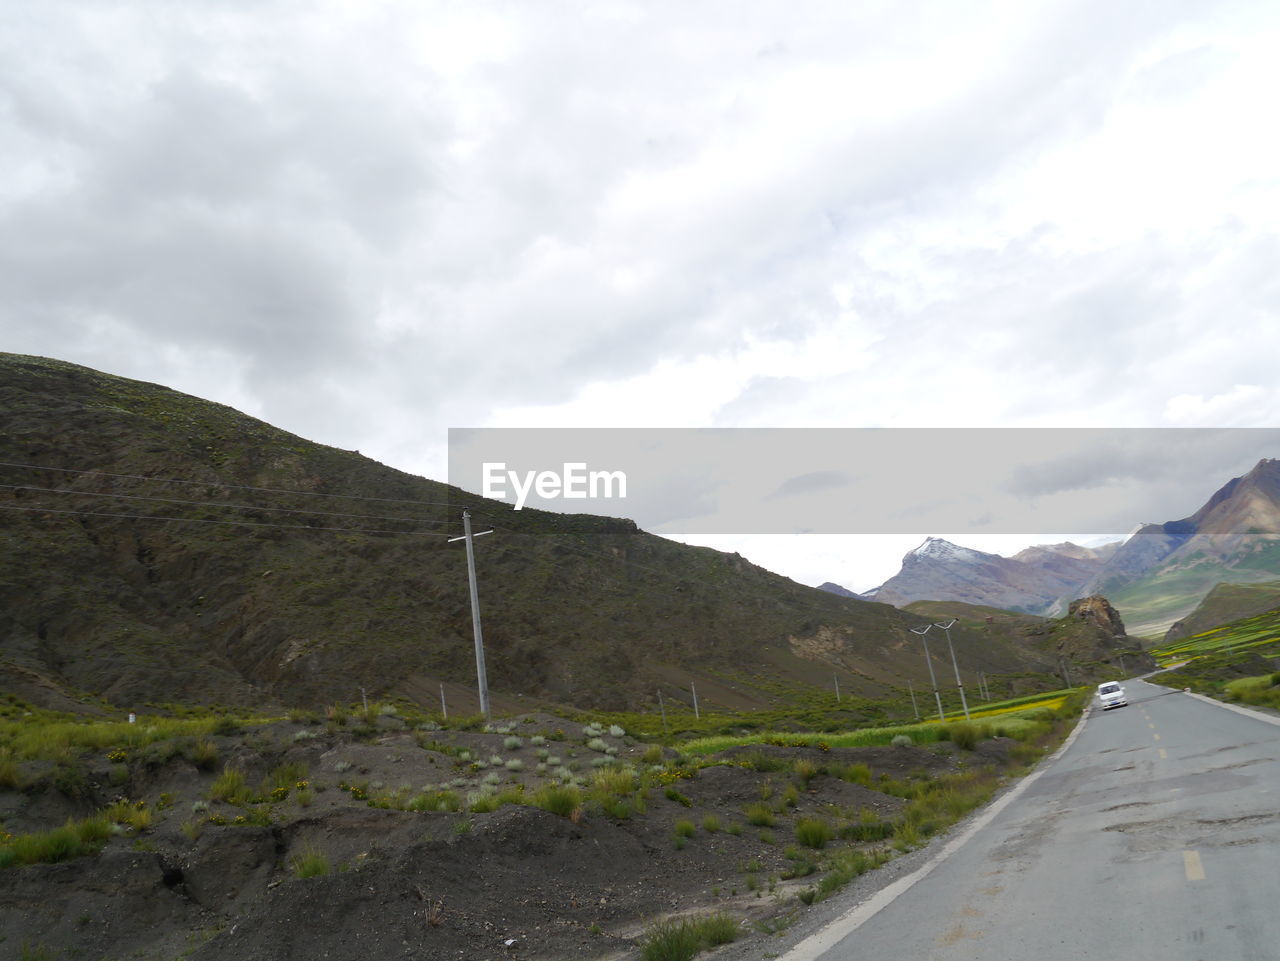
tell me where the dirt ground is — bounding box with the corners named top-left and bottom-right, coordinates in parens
top-left (1, 713), bottom-right (1029, 961)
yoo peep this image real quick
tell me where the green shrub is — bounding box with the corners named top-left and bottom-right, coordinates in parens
top-left (840, 809), bottom-right (893, 842)
top-left (290, 845), bottom-right (329, 879)
top-left (814, 849), bottom-right (888, 900)
top-left (212, 717), bottom-right (241, 736)
top-left (598, 795), bottom-right (634, 819)
top-left (267, 762), bottom-right (308, 792)
top-left (838, 763), bottom-right (872, 785)
top-left (639, 913), bottom-right (738, 961)
top-left (664, 787), bottom-right (692, 806)
top-left (944, 722), bottom-right (986, 751)
top-left (744, 803), bottom-right (775, 827)
top-left (0, 817), bottom-right (110, 869)
top-left (591, 766), bottom-right (635, 796)
top-left (0, 750), bottom-right (22, 790)
top-left (187, 739), bottom-right (219, 771)
top-left (52, 762), bottom-right (88, 799)
top-left (532, 784), bottom-right (581, 818)
top-left (792, 759), bottom-right (819, 784)
top-left (409, 790), bottom-right (461, 812)
top-left (702, 815), bottom-right (721, 834)
top-left (794, 817), bottom-right (832, 849)
top-left (209, 766), bottom-right (250, 804)
top-left (674, 819), bottom-right (696, 838)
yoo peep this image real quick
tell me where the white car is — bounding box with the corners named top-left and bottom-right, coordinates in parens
top-left (1097, 681), bottom-right (1127, 710)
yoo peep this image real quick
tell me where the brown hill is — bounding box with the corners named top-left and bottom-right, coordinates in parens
top-left (0, 354), bottom-right (1101, 715)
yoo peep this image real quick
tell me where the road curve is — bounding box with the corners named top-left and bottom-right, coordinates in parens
top-left (790, 678), bottom-right (1280, 961)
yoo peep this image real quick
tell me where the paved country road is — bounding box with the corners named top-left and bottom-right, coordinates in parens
top-left (786, 678), bottom-right (1280, 961)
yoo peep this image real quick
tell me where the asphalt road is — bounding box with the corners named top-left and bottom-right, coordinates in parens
top-left (795, 678), bottom-right (1280, 961)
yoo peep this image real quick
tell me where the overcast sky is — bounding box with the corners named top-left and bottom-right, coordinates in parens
top-left (5, 1), bottom-right (1280, 590)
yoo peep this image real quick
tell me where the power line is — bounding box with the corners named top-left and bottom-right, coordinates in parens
top-left (0, 503), bottom-right (452, 537)
top-left (0, 483), bottom-right (451, 529)
top-left (0, 459), bottom-right (515, 512)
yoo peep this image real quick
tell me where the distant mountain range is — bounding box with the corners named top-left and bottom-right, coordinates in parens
top-left (861, 538), bottom-right (1119, 614)
top-left (823, 459), bottom-right (1280, 637)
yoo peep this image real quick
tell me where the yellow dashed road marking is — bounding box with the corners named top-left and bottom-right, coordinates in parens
top-left (1158, 749), bottom-right (1168, 759)
top-left (1153, 733), bottom-right (1161, 741)
top-left (1184, 850), bottom-right (1205, 881)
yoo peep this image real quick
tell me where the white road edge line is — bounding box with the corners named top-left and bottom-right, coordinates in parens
top-left (1178, 690), bottom-right (1280, 729)
top-left (777, 708), bottom-right (1091, 961)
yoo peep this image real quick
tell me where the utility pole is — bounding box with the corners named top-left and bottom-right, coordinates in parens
top-left (448, 510), bottom-right (494, 720)
top-left (691, 682), bottom-right (700, 720)
top-left (439, 683), bottom-right (448, 719)
top-left (907, 680), bottom-right (920, 720)
top-left (910, 626), bottom-right (946, 721)
top-left (937, 619), bottom-right (970, 720)
top-left (833, 674), bottom-right (841, 703)
top-left (657, 690), bottom-right (667, 734)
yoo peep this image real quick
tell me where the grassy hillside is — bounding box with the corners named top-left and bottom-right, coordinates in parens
top-left (1149, 605), bottom-right (1280, 700)
top-left (1106, 556), bottom-right (1280, 639)
top-left (1151, 607), bottom-right (1280, 666)
top-left (1, 354), bottom-right (1096, 716)
top-left (1163, 579), bottom-right (1280, 642)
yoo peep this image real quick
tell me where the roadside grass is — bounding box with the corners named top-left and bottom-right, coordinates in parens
top-left (1155, 641), bottom-right (1280, 699)
top-left (578, 679), bottom-right (1077, 742)
top-left (640, 912), bottom-right (738, 961)
top-left (794, 818), bottom-right (833, 849)
top-left (789, 714), bottom-right (1071, 905)
top-left (677, 692), bottom-right (1077, 758)
top-left (1214, 672), bottom-right (1280, 710)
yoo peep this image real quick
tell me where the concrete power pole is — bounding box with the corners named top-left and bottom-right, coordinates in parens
top-left (449, 511), bottom-right (494, 720)
top-left (937, 620), bottom-right (970, 720)
top-left (910, 625), bottom-right (946, 721)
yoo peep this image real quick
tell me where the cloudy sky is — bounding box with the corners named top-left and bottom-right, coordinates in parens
top-left (5, 1), bottom-right (1280, 590)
